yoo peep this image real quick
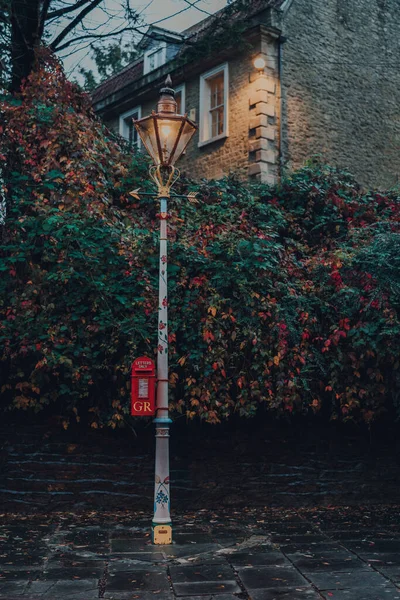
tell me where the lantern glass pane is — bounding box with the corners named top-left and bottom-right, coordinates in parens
top-left (171, 119), bottom-right (197, 164)
top-left (156, 118), bottom-right (183, 166)
top-left (134, 116), bottom-right (160, 164)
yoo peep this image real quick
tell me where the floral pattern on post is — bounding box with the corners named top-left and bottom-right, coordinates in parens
top-left (154, 475), bottom-right (170, 511)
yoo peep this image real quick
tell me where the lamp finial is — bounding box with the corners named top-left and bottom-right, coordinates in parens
top-left (158, 74), bottom-right (177, 115)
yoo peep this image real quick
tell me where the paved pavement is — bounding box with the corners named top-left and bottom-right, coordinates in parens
top-left (2, 506), bottom-right (400, 599)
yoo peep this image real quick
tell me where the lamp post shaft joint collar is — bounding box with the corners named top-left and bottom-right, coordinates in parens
top-left (154, 417), bottom-right (172, 424)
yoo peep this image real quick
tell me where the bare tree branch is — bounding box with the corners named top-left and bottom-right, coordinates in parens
top-left (56, 28), bottom-right (136, 51)
top-left (182, 0), bottom-right (212, 18)
top-left (49, 0), bottom-right (105, 50)
top-left (56, 25), bottom-right (145, 52)
top-left (56, 24), bottom-right (190, 53)
top-left (46, 0), bottom-right (94, 21)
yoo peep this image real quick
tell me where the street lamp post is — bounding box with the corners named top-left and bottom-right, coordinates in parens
top-left (134, 76), bottom-right (197, 545)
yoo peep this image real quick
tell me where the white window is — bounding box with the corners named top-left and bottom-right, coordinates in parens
top-left (175, 84), bottom-right (186, 114)
top-left (144, 43), bottom-right (167, 74)
top-left (199, 63), bottom-right (229, 146)
top-left (119, 106), bottom-right (141, 149)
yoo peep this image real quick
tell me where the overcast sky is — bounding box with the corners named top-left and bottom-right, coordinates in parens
top-left (56, 0), bottom-right (228, 82)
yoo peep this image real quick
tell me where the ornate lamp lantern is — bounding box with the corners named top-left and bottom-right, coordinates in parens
top-left (133, 78), bottom-right (197, 546)
top-left (134, 75), bottom-right (197, 195)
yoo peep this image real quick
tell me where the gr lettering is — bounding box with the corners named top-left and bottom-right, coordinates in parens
top-left (133, 401), bottom-right (151, 412)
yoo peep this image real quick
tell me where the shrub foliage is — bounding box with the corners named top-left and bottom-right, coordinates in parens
top-left (1, 58), bottom-right (400, 428)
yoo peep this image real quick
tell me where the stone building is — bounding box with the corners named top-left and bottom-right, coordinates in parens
top-left (92, 0), bottom-right (400, 189)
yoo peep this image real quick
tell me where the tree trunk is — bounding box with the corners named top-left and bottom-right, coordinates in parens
top-left (10, 0), bottom-right (41, 92)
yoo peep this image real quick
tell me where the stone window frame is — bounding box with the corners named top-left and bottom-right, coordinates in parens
top-left (119, 105), bottom-right (142, 149)
top-left (198, 62), bottom-right (229, 147)
top-left (143, 42), bottom-right (167, 75)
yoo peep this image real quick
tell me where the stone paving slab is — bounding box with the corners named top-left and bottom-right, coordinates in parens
top-left (230, 550), bottom-right (290, 567)
top-left (105, 568), bottom-right (170, 593)
top-left (318, 585), bottom-right (400, 599)
top-left (169, 564), bottom-right (235, 582)
top-left (250, 589), bottom-right (322, 599)
top-left (102, 593), bottom-right (175, 599)
top-left (237, 565), bottom-right (310, 590)
top-left (306, 569), bottom-right (387, 589)
top-left (0, 580), bottom-right (28, 598)
top-left (288, 553), bottom-right (366, 572)
top-left (279, 541), bottom-right (344, 554)
top-left (170, 562), bottom-right (241, 596)
top-left (177, 596), bottom-right (242, 600)
top-left (172, 581), bottom-right (242, 596)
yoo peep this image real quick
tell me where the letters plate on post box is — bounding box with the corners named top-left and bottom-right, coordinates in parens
top-left (131, 357), bottom-right (156, 416)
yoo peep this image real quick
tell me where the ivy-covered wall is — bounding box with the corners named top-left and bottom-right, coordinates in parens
top-left (3, 59), bottom-right (400, 430)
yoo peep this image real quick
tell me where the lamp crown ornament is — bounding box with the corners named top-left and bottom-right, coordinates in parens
top-left (157, 75), bottom-right (177, 115)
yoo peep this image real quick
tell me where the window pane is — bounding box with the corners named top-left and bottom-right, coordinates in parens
top-left (207, 72), bottom-right (224, 139)
top-left (176, 91), bottom-right (182, 114)
top-left (128, 122), bottom-right (138, 146)
top-left (209, 74), bottom-right (224, 109)
top-left (149, 48), bottom-right (163, 70)
top-left (211, 106), bottom-right (224, 137)
top-left (125, 112), bottom-right (138, 147)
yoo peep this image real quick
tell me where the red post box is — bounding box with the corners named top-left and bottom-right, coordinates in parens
top-left (131, 357), bottom-right (156, 416)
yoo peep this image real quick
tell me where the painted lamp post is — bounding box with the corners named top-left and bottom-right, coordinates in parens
top-left (133, 76), bottom-right (197, 544)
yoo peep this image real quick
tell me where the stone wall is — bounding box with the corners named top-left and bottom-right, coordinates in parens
top-left (281, 0), bottom-right (400, 189)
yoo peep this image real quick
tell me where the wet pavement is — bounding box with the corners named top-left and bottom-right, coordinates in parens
top-left (1, 421), bottom-right (400, 598)
top-left (2, 507), bottom-right (400, 599)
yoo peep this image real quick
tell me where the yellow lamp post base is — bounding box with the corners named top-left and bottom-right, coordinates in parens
top-left (152, 524), bottom-right (172, 545)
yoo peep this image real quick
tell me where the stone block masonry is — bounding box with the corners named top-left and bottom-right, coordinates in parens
top-left (247, 29), bottom-right (280, 185)
top-left (281, 0), bottom-right (400, 189)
